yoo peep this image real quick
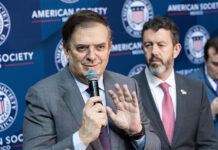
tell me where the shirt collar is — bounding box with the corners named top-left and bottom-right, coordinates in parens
top-left (72, 73), bottom-right (105, 93)
top-left (145, 67), bottom-right (176, 89)
top-left (205, 64), bottom-right (217, 90)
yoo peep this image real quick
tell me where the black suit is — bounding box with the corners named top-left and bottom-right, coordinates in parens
top-left (133, 69), bottom-right (218, 150)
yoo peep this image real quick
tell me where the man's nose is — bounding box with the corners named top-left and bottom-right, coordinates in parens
top-left (86, 47), bottom-right (97, 60)
top-left (151, 44), bottom-right (159, 56)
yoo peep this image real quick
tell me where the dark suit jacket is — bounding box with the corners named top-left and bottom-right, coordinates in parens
top-left (23, 66), bottom-right (160, 150)
top-left (133, 69), bottom-right (218, 150)
top-left (188, 66), bottom-right (218, 137)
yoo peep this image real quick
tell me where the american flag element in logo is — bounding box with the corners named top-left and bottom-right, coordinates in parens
top-left (192, 36), bottom-right (203, 52)
top-left (131, 6), bottom-right (144, 24)
top-left (0, 95), bottom-right (5, 115)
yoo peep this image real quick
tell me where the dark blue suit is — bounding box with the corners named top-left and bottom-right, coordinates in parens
top-left (188, 66), bottom-right (218, 138)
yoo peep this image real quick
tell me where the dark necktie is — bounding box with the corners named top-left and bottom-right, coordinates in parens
top-left (159, 83), bottom-right (175, 145)
top-left (99, 126), bottom-right (111, 150)
top-left (86, 88), bottom-right (111, 150)
top-left (214, 79), bottom-right (218, 95)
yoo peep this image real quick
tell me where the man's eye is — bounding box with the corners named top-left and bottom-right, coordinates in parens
top-left (212, 62), bottom-right (218, 66)
top-left (77, 46), bottom-right (88, 51)
top-left (96, 45), bottom-right (105, 50)
top-left (158, 43), bottom-right (166, 47)
top-left (144, 43), bottom-right (152, 48)
top-left (158, 44), bottom-right (164, 47)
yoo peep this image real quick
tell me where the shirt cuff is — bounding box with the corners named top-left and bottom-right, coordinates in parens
top-left (72, 131), bottom-right (87, 150)
top-left (132, 135), bottom-right (146, 150)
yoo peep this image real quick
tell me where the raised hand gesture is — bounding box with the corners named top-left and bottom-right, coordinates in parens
top-left (106, 83), bottom-right (142, 135)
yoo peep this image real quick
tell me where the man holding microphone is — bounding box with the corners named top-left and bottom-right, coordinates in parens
top-left (23, 10), bottom-right (160, 150)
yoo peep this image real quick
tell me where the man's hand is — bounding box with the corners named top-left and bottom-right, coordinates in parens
top-left (106, 83), bottom-right (142, 135)
top-left (211, 97), bottom-right (218, 115)
top-left (79, 97), bottom-right (106, 146)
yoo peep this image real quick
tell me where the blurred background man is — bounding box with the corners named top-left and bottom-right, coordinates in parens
top-left (188, 37), bottom-right (218, 138)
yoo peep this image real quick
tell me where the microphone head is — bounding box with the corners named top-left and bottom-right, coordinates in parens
top-left (85, 69), bottom-right (99, 81)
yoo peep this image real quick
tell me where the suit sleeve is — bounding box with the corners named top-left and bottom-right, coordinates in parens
top-left (133, 79), bottom-right (161, 150)
top-left (196, 83), bottom-right (218, 150)
top-left (23, 86), bottom-right (75, 150)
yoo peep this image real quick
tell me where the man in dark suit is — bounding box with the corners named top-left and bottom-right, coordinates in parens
top-left (133, 16), bottom-right (218, 150)
top-left (23, 10), bottom-right (160, 150)
top-left (188, 37), bottom-right (218, 137)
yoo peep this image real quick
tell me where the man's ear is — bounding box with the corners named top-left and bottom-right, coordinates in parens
top-left (173, 43), bottom-right (182, 59)
top-left (108, 41), bottom-right (112, 53)
top-left (63, 45), bottom-right (69, 59)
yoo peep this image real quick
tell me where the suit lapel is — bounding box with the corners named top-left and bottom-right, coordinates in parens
top-left (60, 66), bottom-right (85, 127)
top-left (103, 71), bottom-right (121, 150)
top-left (135, 71), bottom-right (170, 145)
top-left (171, 73), bottom-right (188, 148)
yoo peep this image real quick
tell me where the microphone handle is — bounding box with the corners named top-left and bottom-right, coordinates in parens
top-left (88, 80), bottom-right (99, 97)
top-left (88, 80), bottom-right (102, 105)
top-left (89, 80), bottom-right (105, 130)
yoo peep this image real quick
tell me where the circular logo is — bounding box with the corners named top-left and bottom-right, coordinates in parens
top-left (0, 82), bottom-right (18, 132)
top-left (60, 0), bottom-right (79, 4)
top-left (128, 64), bottom-right (146, 77)
top-left (122, 0), bottom-right (154, 38)
top-left (55, 39), bottom-right (68, 71)
top-left (184, 25), bottom-right (210, 64)
top-left (0, 3), bottom-right (11, 46)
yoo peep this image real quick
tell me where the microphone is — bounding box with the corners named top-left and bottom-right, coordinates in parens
top-left (86, 69), bottom-right (105, 130)
top-left (85, 69), bottom-right (100, 97)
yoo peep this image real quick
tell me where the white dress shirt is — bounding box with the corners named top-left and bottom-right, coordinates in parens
top-left (145, 67), bottom-right (177, 120)
top-left (204, 65), bottom-right (217, 120)
top-left (205, 65), bottom-right (217, 91)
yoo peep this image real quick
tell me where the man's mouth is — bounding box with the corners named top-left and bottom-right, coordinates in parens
top-left (85, 64), bottom-right (98, 70)
top-left (150, 59), bottom-right (162, 64)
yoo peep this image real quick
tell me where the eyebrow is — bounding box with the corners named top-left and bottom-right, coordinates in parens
top-left (211, 61), bottom-right (218, 65)
top-left (143, 41), bottom-right (167, 44)
top-left (75, 42), bottom-right (106, 46)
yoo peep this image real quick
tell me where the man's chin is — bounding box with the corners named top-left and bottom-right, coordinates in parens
top-left (149, 66), bottom-right (166, 76)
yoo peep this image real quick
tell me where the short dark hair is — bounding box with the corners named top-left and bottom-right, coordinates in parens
top-left (142, 16), bottom-right (179, 45)
top-left (62, 10), bottom-right (112, 49)
top-left (204, 37), bottom-right (218, 61)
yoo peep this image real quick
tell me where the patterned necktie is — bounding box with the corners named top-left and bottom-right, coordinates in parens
top-left (214, 79), bottom-right (218, 95)
top-left (159, 83), bottom-right (175, 145)
top-left (86, 88), bottom-right (111, 150)
top-left (99, 126), bottom-right (111, 150)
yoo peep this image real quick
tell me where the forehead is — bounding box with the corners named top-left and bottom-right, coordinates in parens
top-left (143, 28), bottom-right (172, 42)
top-left (208, 47), bottom-right (218, 59)
top-left (71, 23), bottom-right (109, 44)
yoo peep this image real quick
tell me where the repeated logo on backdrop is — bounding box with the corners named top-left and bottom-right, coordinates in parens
top-left (31, 7), bottom-right (107, 23)
top-left (110, 42), bottom-right (143, 56)
top-left (0, 2), bottom-right (11, 46)
top-left (128, 64), bottom-right (146, 77)
top-left (0, 82), bottom-right (18, 132)
top-left (121, 0), bottom-right (154, 38)
top-left (184, 25), bottom-right (210, 64)
top-left (55, 39), bottom-right (68, 71)
top-left (0, 52), bottom-right (34, 70)
top-left (167, 2), bottom-right (218, 16)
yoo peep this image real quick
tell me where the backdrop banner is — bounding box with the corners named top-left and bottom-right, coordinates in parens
top-left (0, 0), bottom-right (218, 149)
